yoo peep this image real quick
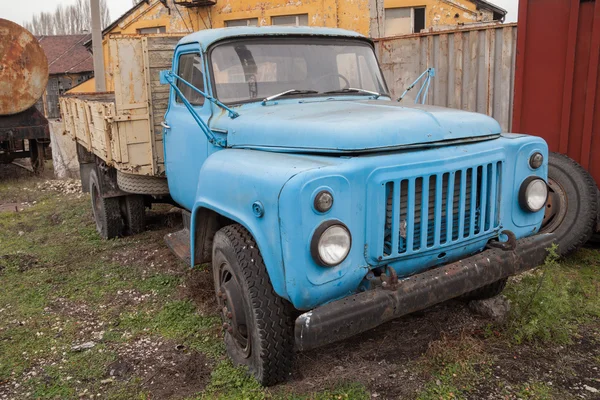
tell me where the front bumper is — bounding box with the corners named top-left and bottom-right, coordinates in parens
top-left (295, 233), bottom-right (555, 351)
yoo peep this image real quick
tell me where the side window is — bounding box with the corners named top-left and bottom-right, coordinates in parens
top-left (176, 53), bottom-right (205, 106)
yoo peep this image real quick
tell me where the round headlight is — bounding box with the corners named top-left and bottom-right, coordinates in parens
top-left (519, 177), bottom-right (548, 212)
top-left (311, 221), bottom-right (351, 267)
top-left (529, 152), bottom-right (544, 169)
top-left (314, 190), bottom-right (334, 213)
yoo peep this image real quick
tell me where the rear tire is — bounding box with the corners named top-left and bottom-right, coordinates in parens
top-left (540, 153), bottom-right (598, 256)
top-left (124, 195), bottom-right (146, 235)
top-left (461, 278), bottom-right (508, 301)
top-left (90, 169), bottom-right (123, 239)
top-left (212, 224), bottom-right (295, 386)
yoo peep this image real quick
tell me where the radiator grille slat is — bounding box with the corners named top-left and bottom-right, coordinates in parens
top-left (382, 161), bottom-right (502, 259)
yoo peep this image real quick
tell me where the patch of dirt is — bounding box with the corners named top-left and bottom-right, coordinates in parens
top-left (182, 268), bottom-right (218, 315)
top-left (108, 339), bottom-right (212, 399)
top-left (0, 202), bottom-right (30, 213)
top-left (287, 301), bottom-right (600, 399)
top-left (0, 253), bottom-right (40, 272)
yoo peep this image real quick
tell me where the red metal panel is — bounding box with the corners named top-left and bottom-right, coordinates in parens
top-left (513, 0), bottom-right (600, 185)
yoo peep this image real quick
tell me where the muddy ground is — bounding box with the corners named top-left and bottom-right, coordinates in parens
top-left (0, 164), bottom-right (599, 400)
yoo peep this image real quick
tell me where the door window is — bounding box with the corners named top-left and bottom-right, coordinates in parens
top-left (176, 53), bottom-right (205, 106)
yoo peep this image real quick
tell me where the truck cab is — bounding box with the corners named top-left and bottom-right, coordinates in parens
top-left (158, 26), bottom-right (551, 385)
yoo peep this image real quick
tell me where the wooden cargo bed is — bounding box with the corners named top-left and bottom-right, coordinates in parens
top-left (60, 34), bottom-right (184, 177)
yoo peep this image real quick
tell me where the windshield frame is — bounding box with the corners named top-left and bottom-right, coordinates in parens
top-left (207, 35), bottom-right (390, 106)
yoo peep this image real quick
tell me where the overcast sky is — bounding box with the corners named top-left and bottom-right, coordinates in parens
top-left (0, 0), bottom-right (519, 27)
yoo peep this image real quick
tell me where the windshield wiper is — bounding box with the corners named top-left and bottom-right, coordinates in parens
top-left (323, 88), bottom-right (381, 98)
top-left (262, 89), bottom-right (319, 104)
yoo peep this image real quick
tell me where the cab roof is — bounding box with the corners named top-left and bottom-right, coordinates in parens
top-left (178, 26), bottom-right (367, 50)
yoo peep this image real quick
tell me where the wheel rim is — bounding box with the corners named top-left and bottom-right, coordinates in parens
top-left (218, 262), bottom-right (251, 358)
top-left (540, 177), bottom-right (568, 233)
top-left (91, 183), bottom-right (104, 233)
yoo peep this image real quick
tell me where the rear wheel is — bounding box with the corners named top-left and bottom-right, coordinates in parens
top-left (90, 169), bottom-right (123, 239)
top-left (212, 224), bottom-right (295, 386)
top-left (540, 153), bottom-right (598, 256)
top-left (124, 195), bottom-right (146, 235)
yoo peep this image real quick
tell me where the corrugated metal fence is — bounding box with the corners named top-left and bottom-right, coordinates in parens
top-left (375, 23), bottom-right (518, 132)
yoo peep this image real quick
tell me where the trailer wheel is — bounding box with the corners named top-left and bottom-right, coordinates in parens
top-left (540, 153), bottom-right (598, 256)
top-left (90, 169), bottom-right (123, 239)
top-left (124, 195), bottom-right (146, 235)
top-left (460, 278), bottom-right (507, 301)
top-left (212, 224), bottom-right (295, 386)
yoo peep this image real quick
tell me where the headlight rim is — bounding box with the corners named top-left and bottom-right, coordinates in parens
top-left (310, 220), bottom-right (352, 267)
top-left (519, 176), bottom-right (548, 213)
top-left (313, 189), bottom-right (334, 214)
top-left (529, 152), bottom-right (544, 170)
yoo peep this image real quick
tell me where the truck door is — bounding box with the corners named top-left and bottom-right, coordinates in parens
top-left (163, 46), bottom-right (210, 210)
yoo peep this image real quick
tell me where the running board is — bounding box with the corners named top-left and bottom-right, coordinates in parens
top-left (164, 210), bottom-right (191, 265)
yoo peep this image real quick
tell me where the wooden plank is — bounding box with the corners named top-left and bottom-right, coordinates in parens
top-left (466, 30), bottom-right (478, 112)
top-left (143, 36), bottom-right (158, 175)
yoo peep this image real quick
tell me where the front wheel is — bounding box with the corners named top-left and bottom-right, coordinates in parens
top-left (212, 224), bottom-right (295, 386)
top-left (540, 153), bottom-right (598, 256)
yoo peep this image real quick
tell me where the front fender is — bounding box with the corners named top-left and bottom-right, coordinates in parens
top-left (189, 149), bottom-right (333, 300)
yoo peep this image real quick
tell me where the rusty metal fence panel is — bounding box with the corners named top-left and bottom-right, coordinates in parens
top-left (375, 23), bottom-right (518, 132)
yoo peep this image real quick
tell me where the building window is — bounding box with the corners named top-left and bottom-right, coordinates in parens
top-left (384, 7), bottom-right (425, 36)
top-left (271, 14), bottom-right (309, 26)
top-left (137, 26), bottom-right (167, 34)
top-left (176, 53), bottom-right (205, 106)
top-left (225, 18), bottom-right (259, 27)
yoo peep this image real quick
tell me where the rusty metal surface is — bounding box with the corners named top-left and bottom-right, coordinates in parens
top-left (375, 24), bottom-right (517, 132)
top-left (295, 233), bottom-right (555, 352)
top-left (0, 106), bottom-right (49, 142)
top-left (0, 18), bottom-right (49, 116)
top-left (513, 0), bottom-right (600, 187)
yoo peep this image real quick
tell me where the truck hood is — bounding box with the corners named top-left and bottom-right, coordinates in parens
top-left (215, 99), bottom-right (502, 153)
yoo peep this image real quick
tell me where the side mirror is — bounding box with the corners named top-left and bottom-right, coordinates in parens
top-left (159, 70), bottom-right (170, 85)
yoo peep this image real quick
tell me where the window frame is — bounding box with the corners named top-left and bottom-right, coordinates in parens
top-left (224, 18), bottom-right (259, 27)
top-left (136, 26), bottom-right (167, 34)
top-left (271, 14), bottom-right (309, 26)
top-left (384, 6), bottom-right (426, 36)
top-left (207, 36), bottom-right (390, 106)
top-left (174, 51), bottom-right (207, 107)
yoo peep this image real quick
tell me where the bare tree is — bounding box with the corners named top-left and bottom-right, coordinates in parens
top-left (24, 0), bottom-right (111, 35)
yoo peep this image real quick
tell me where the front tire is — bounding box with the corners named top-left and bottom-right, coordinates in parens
top-left (212, 224), bottom-right (295, 386)
top-left (540, 153), bottom-right (598, 256)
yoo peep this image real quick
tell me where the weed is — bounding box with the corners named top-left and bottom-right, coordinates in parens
top-left (505, 245), bottom-right (600, 344)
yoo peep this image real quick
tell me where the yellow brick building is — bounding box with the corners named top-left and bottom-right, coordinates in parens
top-left (70, 0), bottom-right (505, 92)
top-left (104, 0), bottom-right (505, 38)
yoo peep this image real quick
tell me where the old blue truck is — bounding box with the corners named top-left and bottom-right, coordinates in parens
top-left (69, 26), bottom-right (554, 385)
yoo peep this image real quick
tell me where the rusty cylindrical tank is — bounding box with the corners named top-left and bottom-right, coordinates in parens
top-left (0, 18), bottom-right (48, 116)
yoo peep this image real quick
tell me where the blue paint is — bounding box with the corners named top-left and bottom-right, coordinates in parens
top-left (161, 27), bottom-right (549, 311)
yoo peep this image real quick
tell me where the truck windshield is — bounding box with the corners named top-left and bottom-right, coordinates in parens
top-left (210, 37), bottom-right (389, 104)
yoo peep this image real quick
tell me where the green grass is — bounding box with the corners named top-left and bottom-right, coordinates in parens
top-left (416, 335), bottom-right (492, 400)
top-left (505, 245), bottom-right (600, 344)
top-left (1, 176), bottom-right (599, 399)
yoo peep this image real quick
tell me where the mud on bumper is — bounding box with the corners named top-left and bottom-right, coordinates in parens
top-left (295, 233), bottom-right (555, 352)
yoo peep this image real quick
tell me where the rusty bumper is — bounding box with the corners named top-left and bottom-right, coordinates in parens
top-left (295, 233), bottom-right (555, 352)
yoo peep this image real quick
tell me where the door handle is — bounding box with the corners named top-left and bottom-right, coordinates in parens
top-left (161, 121), bottom-right (171, 130)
